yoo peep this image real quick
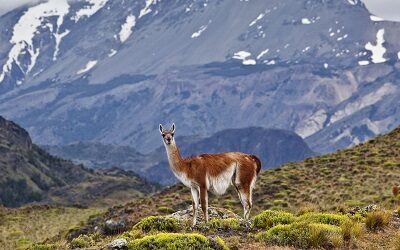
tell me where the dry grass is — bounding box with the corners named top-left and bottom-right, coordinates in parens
top-left (0, 205), bottom-right (102, 250)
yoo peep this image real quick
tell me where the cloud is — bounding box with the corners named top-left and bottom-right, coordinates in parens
top-left (362, 0), bottom-right (400, 21)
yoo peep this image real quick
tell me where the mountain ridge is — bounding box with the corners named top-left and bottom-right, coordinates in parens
top-left (0, 116), bottom-right (158, 207)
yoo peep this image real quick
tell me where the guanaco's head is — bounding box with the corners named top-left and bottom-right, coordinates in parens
top-left (159, 123), bottom-right (175, 146)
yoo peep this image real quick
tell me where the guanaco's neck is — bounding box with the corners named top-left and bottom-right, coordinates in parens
top-left (164, 141), bottom-right (186, 173)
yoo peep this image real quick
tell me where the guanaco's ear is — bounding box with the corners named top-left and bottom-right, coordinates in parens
top-left (171, 123), bottom-right (176, 133)
top-left (159, 124), bottom-right (163, 134)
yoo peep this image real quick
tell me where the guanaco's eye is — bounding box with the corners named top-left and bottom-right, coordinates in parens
top-left (171, 133), bottom-right (174, 137)
top-left (162, 134), bottom-right (166, 137)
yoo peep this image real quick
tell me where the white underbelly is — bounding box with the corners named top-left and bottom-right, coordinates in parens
top-left (208, 165), bottom-right (235, 195)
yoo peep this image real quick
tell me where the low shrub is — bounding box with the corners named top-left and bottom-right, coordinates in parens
top-left (133, 216), bottom-right (179, 233)
top-left (365, 210), bottom-right (391, 231)
top-left (158, 207), bottom-right (175, 214)
top-left (253, 210), bottom-right (295, 229)
top-left (256, 222), bottom-right (343, 249)
top-left (208, 218), bottom-right (240, 231)
top-left (340, 220), bottom-right (362, 241)
top-left (128, 233), bottom-right (228, 250)
top-left (297, 212), bottom-right (351, 226)
top-left (70, 234), bottom-right (92, 248)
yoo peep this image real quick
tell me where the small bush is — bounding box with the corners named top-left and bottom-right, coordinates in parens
top-left (309, 223), bottom-right (343, 249)
top-left (365, 210), bottom-right (391, 231)
top-left (340, 220), bottom-right (362, 241)
top-left (133, 216), bottom-right (179, 233)
top-left (70, 234), bottom-right (92, 248)
top-left (253, 210), bottom-right (295, 229)
top-left (297, 212), bottom-right (351, 226)
top-left (256, 222), bottom-right (343, 249)
top-left (208, 218), bottom-right (240, 231)
top-left (158, 207), bottom-right (175, 214)
top-left (128, 233), bottom-right (227, 250)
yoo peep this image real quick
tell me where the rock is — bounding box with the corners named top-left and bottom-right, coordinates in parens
top-left (104, 219), bottom-right (127, 235)
top-left (349, 204), bottom-right (378, 214)
top-left (107, 238), bottom-right (128, 250)
top-left (168, 206), bottom-right (245, 222)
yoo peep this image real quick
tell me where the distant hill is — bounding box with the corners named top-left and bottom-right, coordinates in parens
top-left (44, 127), bottom-right (315, 185)
top-left (0, 116), bottom-right (158, 207)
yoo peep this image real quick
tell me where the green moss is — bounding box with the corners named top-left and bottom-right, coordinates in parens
top-left (253, 210), bottom-right (295, 229)
top-left (133, 216), bottom-right (179, 233)
top-left (297, 212), bottom-right (351, 226)
top-left (256, 222), bottom-right (343, 249)
top-left (207, 218), bottom-right (240, 230)
top-left (70, 234), bottom-right (92, 248)
top-left (128, 233), bottom-right (227, 250)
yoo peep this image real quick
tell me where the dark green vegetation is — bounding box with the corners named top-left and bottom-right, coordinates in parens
top-left (0, 116), bottom-right (158, 207)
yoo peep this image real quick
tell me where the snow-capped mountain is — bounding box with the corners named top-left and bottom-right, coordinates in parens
top-left (0, 0), bottom-right (399, 153)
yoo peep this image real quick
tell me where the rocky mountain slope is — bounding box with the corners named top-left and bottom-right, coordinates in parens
top-left (0, 116), bottom-right (157, 207)
top-left (0, 0), bottom-right (399, 154)
top-left (44, 127), bottom-right (315, 185)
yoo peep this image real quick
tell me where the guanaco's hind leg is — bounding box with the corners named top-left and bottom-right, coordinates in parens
top-left (190, 186), bottom-right (200, 226)
top-left (199, 187), bottom-right (209, 223)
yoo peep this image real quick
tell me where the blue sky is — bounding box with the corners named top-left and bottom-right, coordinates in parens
top-left (0, 0), bottom-right (399, 21)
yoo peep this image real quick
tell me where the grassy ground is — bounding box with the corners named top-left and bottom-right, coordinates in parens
top-left (0, 205), bottom-right (103, 250)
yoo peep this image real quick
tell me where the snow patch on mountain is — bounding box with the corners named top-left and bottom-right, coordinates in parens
top-left (53, 30), bottom-right (70, 61)
top-left (347, 0), bottom-right (358, 5)
top-left (256, 49), bottom-right (269, 60)
top-left (301, 18), bottom-right (311, 24)
top-left (249, 13), bottom-right (265, 27)
top-left (191, 23), bottom-right (209, 38)
top-left (233, 51), bottom-right (256, 65)
top-left (329, 83), bottom-right (395, 125)
top-left (139, 0), bottom-right (157, 18)
top-left (370, 15), bottom-right (384, 22)
top-left (365, 29), bottom-right (387, 63)
top-left (72, 0), bottom-right (108, 22)
top-left (119, 15), bottom-right (136, 43)
top-left (108, 49), bottom-right (117, 57)
top-left (358, 60), bottom-right (369, 66)
top-left (0, 0), bottom-right (70, 83)
top-left (77, 60), bottom-right (98, 74)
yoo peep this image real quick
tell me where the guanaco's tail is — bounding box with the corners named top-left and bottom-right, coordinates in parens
top-left (250, 155), bottom-right (262, 175)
